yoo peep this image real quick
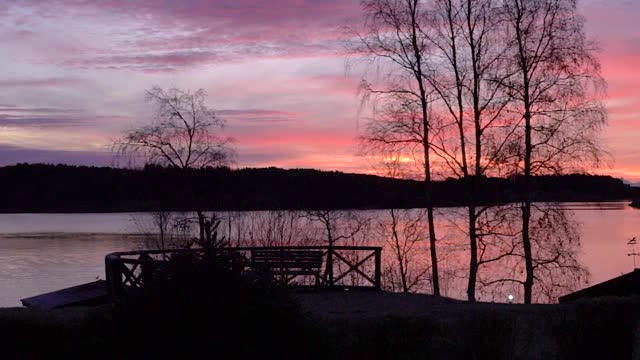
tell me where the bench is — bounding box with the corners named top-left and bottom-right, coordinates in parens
top-left (250, 249), bottom-right (324, 286)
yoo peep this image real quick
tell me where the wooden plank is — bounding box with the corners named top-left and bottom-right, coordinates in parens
top-left (268, 270), bottom-right (319, 275)
top-left (252, 253), bottom-right (322, 257)
top-left (250, 248), bottom-right (323, 288)
top-left (252, 254), bottom-right (323, 258)
top-left (252, 262), bottom-right (322, 268)
top-left (21, 280), bottom-right (108, 310)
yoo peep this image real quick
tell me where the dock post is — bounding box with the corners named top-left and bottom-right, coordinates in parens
top-left (374, 248), bottom-right (381, 290)
top-left (105, 254), bottom-right (123, 300)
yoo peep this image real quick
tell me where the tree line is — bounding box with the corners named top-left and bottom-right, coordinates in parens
top-left (0, 163), bottom-right (633, 212)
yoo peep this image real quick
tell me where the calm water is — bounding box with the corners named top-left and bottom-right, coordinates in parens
top-left (0, 212), bottom-right (142, 307)
top-left (0, 203), bottom-right (638, 307)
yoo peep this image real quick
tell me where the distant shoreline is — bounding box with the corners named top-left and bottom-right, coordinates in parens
top-left (0, 164), bottom-right (637, 213)
top-left (0, 199), bottom-right (635, 214)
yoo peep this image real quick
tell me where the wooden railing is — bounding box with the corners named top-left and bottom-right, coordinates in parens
top-left (105, 246), bottom-right (382, 299)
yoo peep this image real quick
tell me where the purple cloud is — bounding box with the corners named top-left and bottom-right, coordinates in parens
top-left (0, 105), bottom-right (78, 113)
top-left (237, 148), bottom-right (304, 165)
top-left (0, 144), bottom-right (113, 167)
top-left (3, 0), bottom-right (359, 71)
top-left (0, 104), bottom-right (83, 127)
top-left (0, 77), bottom-right (84, 87)
top-left (0, 115), bottom-right (82, 127)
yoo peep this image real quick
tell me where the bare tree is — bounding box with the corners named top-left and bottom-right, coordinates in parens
top-left (380, 208), bottom-right (432, 292)
top-left (501, 0), bottom-right (606, 303)
top-left (130, 211), bottom-right (176, 250)
top-left (421, 0), bottom-right (516, 301)
top-left (114, 86), bottom-right (233, 249)
top-left (352, 0), bottom-right (442, 296)
top-left (477, 203), bottom-right (589, 303)
top-left (529, 204), bottom-right (589, 302)
top-left (302, 210), bottom-right (369, 286)
top-left (115, 86), bottom-right (232, 169)
top-left (130, 210), bottom-right (198, 257)
top-left (368, 150), bottom-right (432, 292)
top-left (238, 210), bottom-right (305, 247)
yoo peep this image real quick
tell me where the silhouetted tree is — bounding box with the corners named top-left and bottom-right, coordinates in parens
top-left (478, 203), bottom-right (589, 303)
top-left (303, 210), bottom-right (369, 286)
top-left (115, 86), bottom-right (232, 169)
top-left (501, 0), bottom-right (606, 303)
top-left (352, 0), bottom-right (442, 296)
top-left (189, 212), bottom-right (230, 257)
top-left (423, 0), bottom-right (515, 301)
top-left (230, 210), bottom-right (305, 247)
top-left (380, 208), bottom-right (431, 292)
top-left (114, 86), bottom-right (233, 248)
top-left (131, 211), bottom-right (187, 251)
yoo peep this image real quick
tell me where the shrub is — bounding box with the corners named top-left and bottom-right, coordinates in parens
top-left (114, 254), bottom-right (325, 359)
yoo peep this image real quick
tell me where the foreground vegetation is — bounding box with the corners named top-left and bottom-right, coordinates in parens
top-left (2, 296), bottom-right (637, 359)
top-left (327, 297), bottom-right (639, 359)
top-left (1, 258), bottom-right (638, 359)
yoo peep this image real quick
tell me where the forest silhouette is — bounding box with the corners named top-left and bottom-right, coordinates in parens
top-left (0, 163), bottom-right (635, 212)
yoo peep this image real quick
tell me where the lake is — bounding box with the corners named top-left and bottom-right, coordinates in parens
top-left (0, 202), bottom-right (637, 307)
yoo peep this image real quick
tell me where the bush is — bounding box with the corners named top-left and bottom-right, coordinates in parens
top-left (114, 254), bottom-right (325, 359)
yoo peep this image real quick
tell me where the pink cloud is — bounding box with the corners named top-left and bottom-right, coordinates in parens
top-left (236, 130), bottom-right (354, 147)
top-left (3, 0), bottom-right (360, 71)
top-left (0, 110), bottom-right (127, 128)
top-left (236, 145), bottom-right (362, 173)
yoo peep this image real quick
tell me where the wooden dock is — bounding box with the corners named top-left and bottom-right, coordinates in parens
top-left (20, 245), bottom-right (384, 308)
top-left (20, 280), bottom-right (108, 310)
top-left (105, 246), bottom-right (383, 299)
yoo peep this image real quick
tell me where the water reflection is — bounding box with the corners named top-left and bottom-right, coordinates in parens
top-left (0, 202), bottom-right (637, 306)
top-left (0, 233), bottom-right (141, 306)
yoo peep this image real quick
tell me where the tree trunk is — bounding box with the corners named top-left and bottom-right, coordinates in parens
top-left (467, 204), bottom-right (478, 302)
top-left (390, 209), bottom-right (409, 292)
top-left (517, 3), bottom-right (535, 302)
top-left (411, 0), bottom-right (440, 297)
top-left (426, 205), bottom-right (440, 296)
top-left (325, 219), bottom-right (334, 286)
top-left (422, 101), bottom-right (440, 296)
top-left (522, 199), bottom-right (534, 303)
top-left (522, 109), bottom-right (534, 303)
top-left (466, 0), bottom-right (482, 303)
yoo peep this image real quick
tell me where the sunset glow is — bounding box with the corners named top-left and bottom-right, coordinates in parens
top-left (0, 0), bottom-right (638, 181)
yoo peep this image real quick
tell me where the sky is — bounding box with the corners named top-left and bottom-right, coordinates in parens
top-left (0, 0), bottom-right (638, 182)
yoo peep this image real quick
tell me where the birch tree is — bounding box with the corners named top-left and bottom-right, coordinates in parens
top-left (424, 0), bottom-right (516, 301)
top-left (353, 0), bottom-right (443, 296)
top-left (501, 0), bottom-right (606, 303)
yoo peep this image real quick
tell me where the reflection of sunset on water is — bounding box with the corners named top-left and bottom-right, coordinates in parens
top-left (0, 205), bottom-right (636, 305)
